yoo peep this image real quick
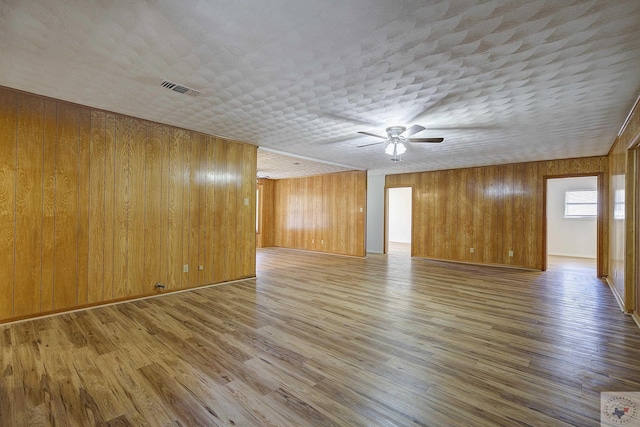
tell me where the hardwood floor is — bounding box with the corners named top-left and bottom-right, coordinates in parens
top-left (2, 248), bottom-right (640, 426)
top-left (387, 241), bottom-right (411, 255)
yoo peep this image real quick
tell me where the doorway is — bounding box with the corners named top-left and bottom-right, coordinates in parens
top-left (546, 176), bottom-right (598, 273)
top-left (386, 187), bottom-right (412, 255)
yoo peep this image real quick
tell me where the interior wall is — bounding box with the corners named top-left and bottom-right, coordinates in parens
top-left (547, 177), bottom-right (597, 258)
top-left (386, 157), bottom-right (608, 270)
top-left (388, 187), bottom-right (412, 243)
top-left (0, 87), bottom-right (257, 323)
top-left (366, 174), bottom-right (385, 253)
top-left (608, 95), bottom-right (640, 313)
top-left (273, 171), bottom-right (367, 257)
top-left (257, 178), bottom-right (275, 248)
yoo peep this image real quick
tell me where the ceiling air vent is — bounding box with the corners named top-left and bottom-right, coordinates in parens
top-left (160, 80), bottom-right (202, 97)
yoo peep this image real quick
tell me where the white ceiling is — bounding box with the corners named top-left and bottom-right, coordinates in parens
top-left (1, 0), bottom-right (639, 178)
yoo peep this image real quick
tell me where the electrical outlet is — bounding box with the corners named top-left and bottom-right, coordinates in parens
top-left (508, 250), bottom-right (514, 257)
top-left (183, 264), bottom-right (189, 273)
top-left (244, 197), bottom-right (249, 206)
top-left (198, 265), bottom-right (204, 271)
top-left (470, 247), bottom-right (475, 253)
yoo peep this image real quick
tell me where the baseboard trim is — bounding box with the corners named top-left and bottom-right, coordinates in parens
top-left (605, 276), bottom-right (627, 313)
top-left (413, 256), bottom-right (539, 272)
top-left (0, 276), bottom-right (256, 327)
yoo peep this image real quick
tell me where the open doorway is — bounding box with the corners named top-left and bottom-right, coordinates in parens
top-left (546, 176), bottom-right (598, 273)
top-left (386, 187), bottom-right (412, 255)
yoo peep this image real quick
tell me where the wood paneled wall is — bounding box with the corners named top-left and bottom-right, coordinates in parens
top-left (386, 156), bottom-right (608, 270)
top-left (608, 96), bottom-right (640, 313)
top-left (257, 178), bottom-right (275, 248)
top-left (608, 136), bottom-right (627, 308)
top-left (0, 87), bottom-right (256, 322)
top-left (272, 171), bottom-right (366, 257)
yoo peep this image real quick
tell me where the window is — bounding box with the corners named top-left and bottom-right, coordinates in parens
top-left (564, 190), bottom-right (597, 218)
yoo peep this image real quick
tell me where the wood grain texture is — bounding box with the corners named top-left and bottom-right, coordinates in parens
top-left (225, 141), bottom-right (239, 281)
top-left (54, 103), bottom-right (80, 310)
top-left (188, 133), bottom-right (202, 288)
top-left (143, 123), bottom-right (163, 293)
top-left (41, 100), bottom-right (57, 313)
top-left (0, 90), bottom-right (16, 319)
top-left (203, 136), bottom-right (216, 284)
top-left (165, 127), bottom-right (184, 291)
top-left (77, 108), bottom-right (91, 305)
top-left (128, 118), bottom-right (146, 297)
top-left (241, 143), bottom-right (257, 277)
top-left (387, 157), bottom-right (608, 270)
top-left (103, 113), bottom-right (117, 302)
top-left (1, 249), bottom-right (638, 426)
top-left (88, 111), bottom-right (106, 304)
top-left (0, 87), bottom-right (257, 322)
top-left (212, 138), bottom-right (227, 284)
top-left (14, 94), bottom-right (43, 317)
top-left (271, 171), bottom-right (366, 257)
top-left (113, 115), bottom-right (131, 300)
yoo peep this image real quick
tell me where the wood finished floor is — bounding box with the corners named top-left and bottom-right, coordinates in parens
top-left (2, 248), bottom-right (640, 426)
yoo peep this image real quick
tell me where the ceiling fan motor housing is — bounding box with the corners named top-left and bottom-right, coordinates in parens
top-left (386, 126), bottom-right (406, 138)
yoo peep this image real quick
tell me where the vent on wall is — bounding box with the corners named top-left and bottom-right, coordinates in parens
top-left (160, 80), bottom-right (202, 97)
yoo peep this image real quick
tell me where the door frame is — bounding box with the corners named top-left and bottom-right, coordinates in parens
top-left (542, 173), bottom-right (605, 277)
top-left (384, 185), bottom-right (413, 255)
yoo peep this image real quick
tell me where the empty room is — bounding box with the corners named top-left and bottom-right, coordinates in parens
top-left (2, 1), bottom-right (640, 426)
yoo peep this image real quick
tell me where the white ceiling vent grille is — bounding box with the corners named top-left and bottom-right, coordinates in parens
top-left (160, 80), bottom-right (202, 97)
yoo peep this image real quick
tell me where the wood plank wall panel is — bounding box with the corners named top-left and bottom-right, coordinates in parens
top-left (180, 130), bottom-right (192, 289)
top-left (211, 138), bottom-right (226, 284)
top-left (0, 90), bottom-right (16, 319)
top-left (188, 134), bottom-right (202, 287)
top-left (165, 128), bottom-right (184, 291)
top-left (608, 137), bottom-right (626, 303)
top-left (241, 143), bottom-right (257, 277)
top-left (88, 111), bottom-right (106, 304)
top-left (143, 123), bottom-right (163, 293)
top-left (103, 113), bottom-right (117, 301)
top-left (54, 103), bottom-right (80, 310)
top-left (128, 118), bottom-right (146, 297)
top-left (0, 87), bottom-right (257, 323)
top-left (271, 171), bottom-right (366, 257)
top-left (607, 98), bottom-right (640, 312)
top-left (14, 95), bottom-right (44, 317)
top-left (41, 100), bottom-right (57, 311)
top-left (77, 109), bottom-right (91, 305)
top-left (387, 157), bottom-right (608, 270)
top-left (256, 178), bottom-right (275, 248)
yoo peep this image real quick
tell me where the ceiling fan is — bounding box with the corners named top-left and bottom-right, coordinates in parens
top-left (357, 125), bottom-right (443, 161)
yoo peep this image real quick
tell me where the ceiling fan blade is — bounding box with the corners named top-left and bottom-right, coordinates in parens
top-left (409, 137), bottom-right (444, 143)
top-left (402, 124), bottom-right (426, 137)
top-left (357, 141), bottom-right (387, 148)
top-left (357, 131), bottom-right (387, 139)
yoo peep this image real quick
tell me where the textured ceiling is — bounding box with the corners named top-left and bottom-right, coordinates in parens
top-left (1, 0), bottom-right (639, 178)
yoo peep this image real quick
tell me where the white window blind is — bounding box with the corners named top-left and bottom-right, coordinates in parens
top-left (564, 190), bottom-right (597, 218)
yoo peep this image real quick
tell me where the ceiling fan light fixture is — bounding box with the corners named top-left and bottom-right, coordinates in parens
top-left (385, 141), bottom-right (395, 155)
top-left (385, 141), bottom-right (406, 161)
